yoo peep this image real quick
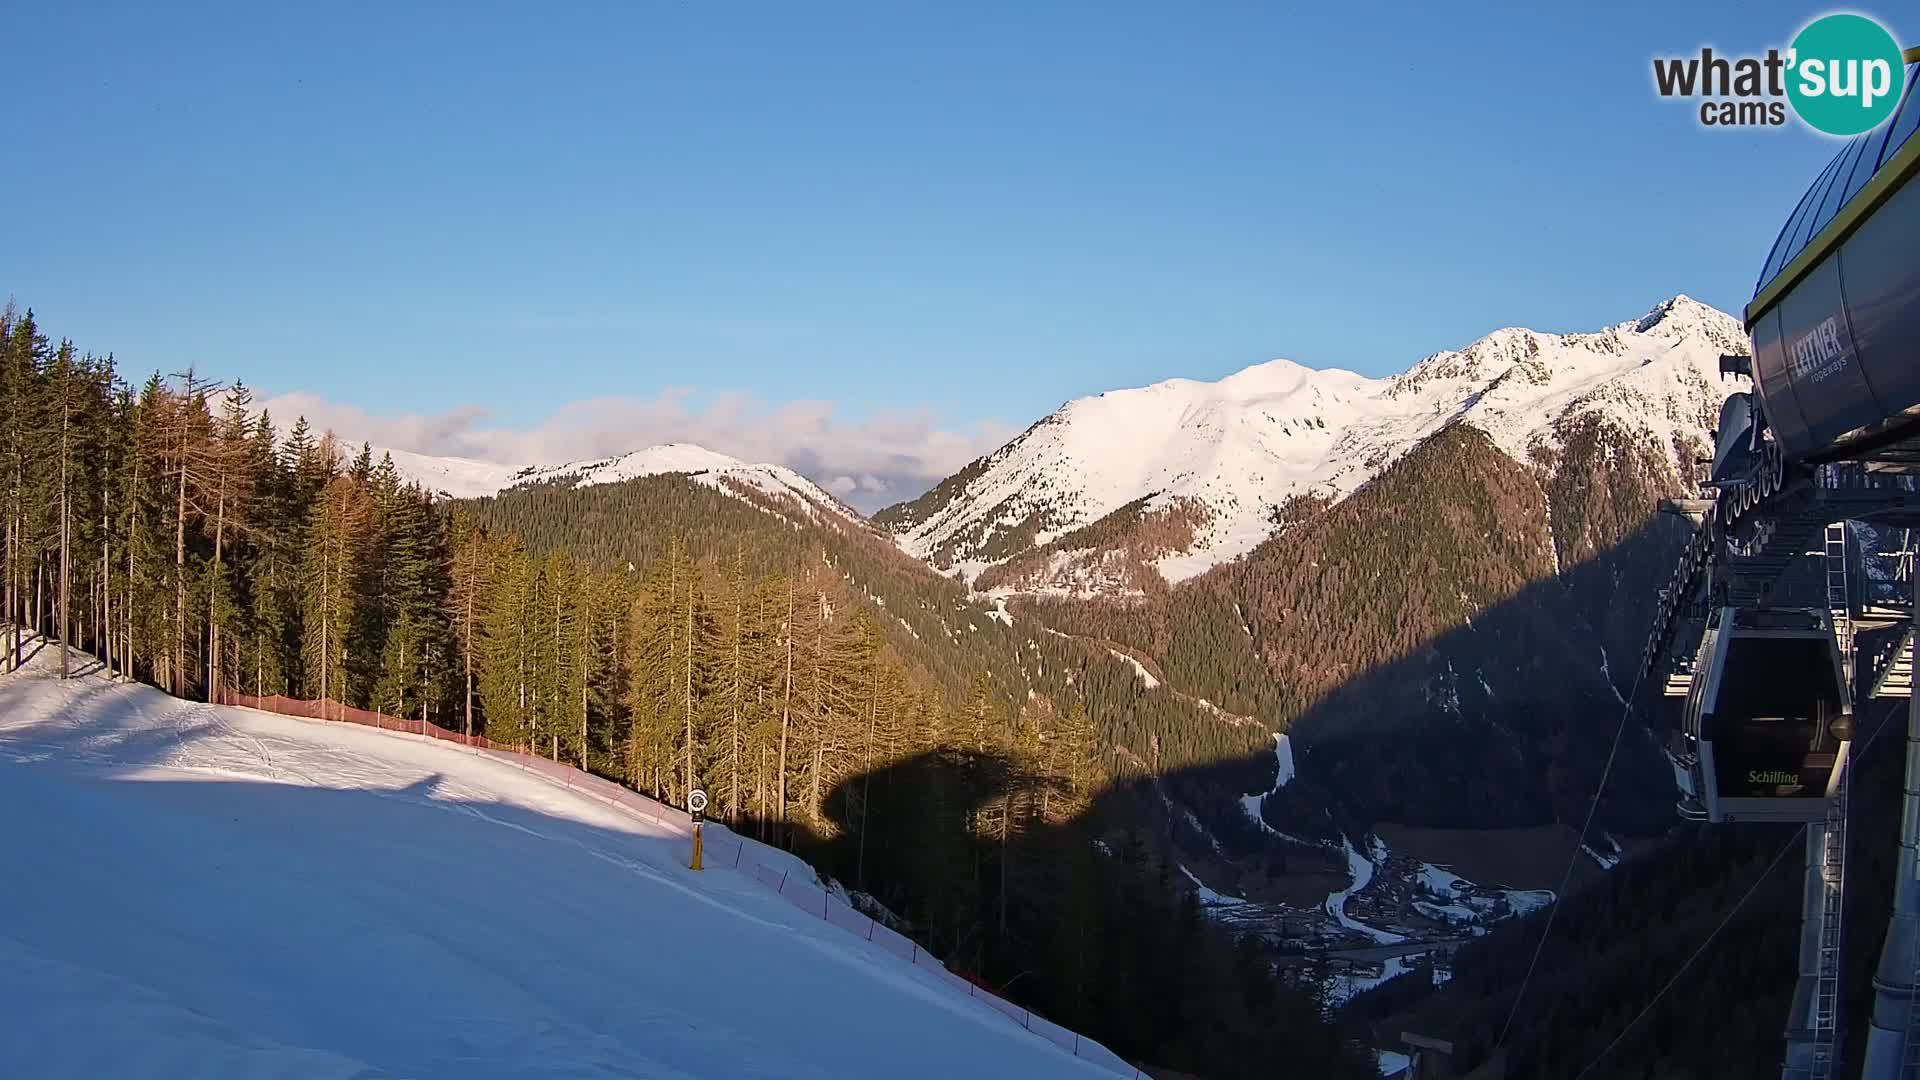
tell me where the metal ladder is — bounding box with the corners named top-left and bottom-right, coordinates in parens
top-left (1811, 779), bottom-right (1849, 1080)
top-left (1810, 523), bottom-right (1852, 1080)
top-left (1909, 844), bottom-right (1920, 1079)
top-left (1904, 528), bottom-right (1920, 1080)
top-left (1828, 523), bottom-right (1853, 676)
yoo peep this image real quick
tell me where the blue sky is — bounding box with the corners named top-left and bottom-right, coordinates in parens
top-left (0, 2), bottom-right (1894, 506)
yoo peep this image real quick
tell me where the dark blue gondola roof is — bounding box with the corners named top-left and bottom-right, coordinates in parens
top-left (1755, 63), bottom-right (1920, 300)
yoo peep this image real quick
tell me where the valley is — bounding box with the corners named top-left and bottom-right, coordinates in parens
top-left (357, 294), bottom-right (1743, 1020)
top-left (0, 289), bottom-right (1756, 1078)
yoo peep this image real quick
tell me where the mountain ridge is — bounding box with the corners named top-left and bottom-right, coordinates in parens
top-left (380, 441), bottom-right (861, 525)
top-left (876, 294), bottom-right (1742, 597)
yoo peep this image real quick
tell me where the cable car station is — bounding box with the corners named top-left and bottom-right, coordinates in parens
top-left (1640, 52), bottom-right (1920, 1080)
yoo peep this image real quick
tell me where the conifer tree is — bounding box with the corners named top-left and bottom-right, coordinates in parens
top-left (301, 472), bottom-right (370, 711)
top-left (157, 371), bottom-right (221, 697)
top-left (447, 513), bottom-right (493, 738)
top-left (239, 411), bottom-right (296, 696)
top-left (49, 342), bottom-right (79, 677)
top-left (477, 536), bottom-right (537, 748)
top-left (1, 311), bottom-right (49, 669)
top-left (203, 383), bottom-right (260, 700)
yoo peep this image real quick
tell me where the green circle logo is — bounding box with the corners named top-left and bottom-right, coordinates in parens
top-left (1786, 14), bottom-right (1907, 136)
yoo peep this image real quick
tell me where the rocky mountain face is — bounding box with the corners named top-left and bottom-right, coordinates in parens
top-left (905, 297), bottom-right (1750, 920)
top-left (876, 295), bottom-right (1743, 601)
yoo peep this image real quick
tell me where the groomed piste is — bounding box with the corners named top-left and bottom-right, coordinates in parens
top-left (0, 638), bottom-right (1111, 1079)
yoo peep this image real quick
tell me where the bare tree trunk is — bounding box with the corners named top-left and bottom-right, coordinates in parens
top-left (99, 512), bottom-right (109, 675)
top-left (809, 742), bottom-right (823, 829)
top-left (174, 433), bottom-right (188, 698)
top-left (857, 665), bottom-right (877, 891)
top-left (123, 455), bottom-right (138, 680)
top-left (319, 540), bottom-right (330, 713)
top-left (777, 578), bottom-right (793, 840)
top-left (4, 501), bottom-right (15, 672)
top-left (808, 591), bottom-right (825, 826)
top-left (206, 483), bottom-right (225, 702)
top-left (464, 589), bottom-right (474, 738)
top-left (58, 391), bottom-right (71, 678)
top-left (683, 579), bottom-right (695, 803)
top-left (581, 591), bottom-right (591, 770)
top-left (731, 555), bottom-right (742, 822)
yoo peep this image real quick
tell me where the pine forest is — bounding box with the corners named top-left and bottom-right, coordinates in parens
top-left (0, 305), bottom-right (1374, 1080)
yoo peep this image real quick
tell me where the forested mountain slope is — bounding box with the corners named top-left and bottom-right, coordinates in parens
top-left (1021, 401), bottom-right (1696, 842)
top-left (444, 297), bottom-right (1736, 926)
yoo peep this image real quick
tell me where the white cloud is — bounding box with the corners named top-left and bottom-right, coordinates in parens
top-left (253, 388), bottom-right (1013, 514)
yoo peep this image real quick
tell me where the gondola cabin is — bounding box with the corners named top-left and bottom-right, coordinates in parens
top-left (1673, 607), bottom-right (1852, 823)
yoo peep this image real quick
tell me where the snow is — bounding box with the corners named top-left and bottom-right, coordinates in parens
top-left (0, 645), bottom-right (1108, 1079)
top-left (1598, 646), bottom-right (1628, 707)
top-left (380, 441), bottom-right (859, 525)
top-left (986, 597), bottom-right (1014, 627)
top-left (1328, 955), bottom-right (1413, 1005)
top-left (1237, 733), bottom-right (1294, 834)
top-left (1414, 861), bottom-right (1558, 923)
top-left (887, 296), bottom-right (1742, 591)
top-left (1107, 650), bottom-right (1160, 689)
top-left (1177, 866), bottom-right (1246, 908)
top-left (1327, 837), bottom-right (1406, 945)
top-left (1270, 733), bottom-right (1297, 787)
top-left (375, 447), bottom-right (523, 499)
top-left (1414, 900), bottom-right (1481, 926)
top-left (1416, 863), bottom-right (1470, 897)
top-left (1505, 890), bottom-right (1555, 916)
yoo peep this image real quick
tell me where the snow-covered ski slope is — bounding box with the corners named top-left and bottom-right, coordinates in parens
top-left (0, 644), bottom-right (1114, 1079)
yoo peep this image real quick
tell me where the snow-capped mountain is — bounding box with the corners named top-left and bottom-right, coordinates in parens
top-left (375, 447), bottom-right (526, 500)
top-left (878, 296), bottom-right (1744, 595)
top-left (382, 442), bottom-right (860, 525)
